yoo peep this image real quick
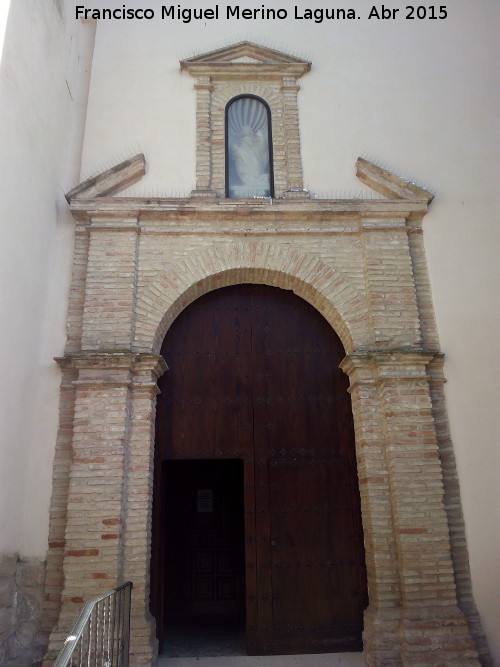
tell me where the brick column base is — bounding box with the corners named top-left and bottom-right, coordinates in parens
top-left (400, 609), bottom-right (478, 666)
top-left (362, 607), bottom-right (402, 667)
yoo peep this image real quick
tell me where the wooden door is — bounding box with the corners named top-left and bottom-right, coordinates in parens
top-left (152, 284), bottom-right (367, 654)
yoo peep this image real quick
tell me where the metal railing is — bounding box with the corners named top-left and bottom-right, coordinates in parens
top-left (53, 582), bottom-right (132, 667)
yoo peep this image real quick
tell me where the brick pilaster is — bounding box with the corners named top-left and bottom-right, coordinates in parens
top-left (41, 360), bottom-right (77, 650)
top-left (65, 224), bottom-right (90, 353)
top-left (341, 354), bottom-right (403, 666)
top-left (427, 357), bottom-right (491, 666)
top-left (281, 76), bottom-right (304, 193)
top-left (192, 76), bottom-right (214, 195)
top-left (360, 217), bottom-right (422, 349)
top-left (346, 350), bottom-right (480, 666)
top-left (123, 355), bottom-right (167, 666)
top-left (81, 217), bottom-right (140, 350)
top-left (45, 353), bottom-right (137, 662)
top-left (407, 226), bottom-right (440, 351)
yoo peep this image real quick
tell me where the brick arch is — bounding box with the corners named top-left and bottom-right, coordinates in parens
top-left (133, 241), bottom-right (370, 354)
top-left (212, 82), bottom-right (282, 108)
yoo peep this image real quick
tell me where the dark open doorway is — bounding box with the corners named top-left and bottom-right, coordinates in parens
top-left (161, 459), bottom-right (246, 657)
top-left (164, 459), bottom-right (245, 614)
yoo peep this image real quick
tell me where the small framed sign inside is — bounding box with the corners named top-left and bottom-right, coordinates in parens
top-left (197, 489), bottom-right (213, 513)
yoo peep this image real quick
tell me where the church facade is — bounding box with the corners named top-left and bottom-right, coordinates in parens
top-left (0, 2), bottom-right (498, 666)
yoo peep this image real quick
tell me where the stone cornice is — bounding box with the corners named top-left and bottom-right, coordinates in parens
top-left (65, 156), bottom-right (433, 232)
top-left (56, 352), bottom-right (167, 375)
top-left (340, 348), bottom-right (442, 385)
top-left (68, 197), bottom-right (429, 229)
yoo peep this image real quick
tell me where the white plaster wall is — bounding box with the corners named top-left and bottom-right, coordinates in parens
top-left (80, 2), bottom-right (500, 661)
top-left (0, 1), bottom-right (12, 57)
top-left (0, 0), bottom-right (95, 557)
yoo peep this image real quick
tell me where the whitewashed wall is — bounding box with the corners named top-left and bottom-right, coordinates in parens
top-left (0, 0), bottom-right (95, 556)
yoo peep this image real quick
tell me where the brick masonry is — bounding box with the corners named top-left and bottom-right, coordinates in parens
top-left (38, 43), bottom-right (490, 667)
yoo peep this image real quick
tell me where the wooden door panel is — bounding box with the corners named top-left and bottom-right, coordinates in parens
top-left (249, 286), bottom-right (366, 653)
top-left (269, 459), bottom-right (333, 625)
top-left (268, 457), bottom-right (364, 653)
top-left (159, 288), bottom-right (254, 460)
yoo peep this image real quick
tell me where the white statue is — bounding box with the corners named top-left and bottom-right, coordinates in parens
top-left (231, 125), bottom-right (269, 187)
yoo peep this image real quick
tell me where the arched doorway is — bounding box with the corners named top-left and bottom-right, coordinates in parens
top-left (151, 284), bottom-right (367, 655)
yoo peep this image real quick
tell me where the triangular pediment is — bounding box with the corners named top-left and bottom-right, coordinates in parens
top-left (180, 41), bottom-right (311, 76)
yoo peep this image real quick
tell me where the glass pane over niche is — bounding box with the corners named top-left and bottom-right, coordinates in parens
top-left (227, 97), bottom-right (272, 198)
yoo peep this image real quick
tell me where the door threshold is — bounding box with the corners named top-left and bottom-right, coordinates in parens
top-left (158, 653), bottom-right (366, 666)
top-left (161, 623), bottom-right (246, 658)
